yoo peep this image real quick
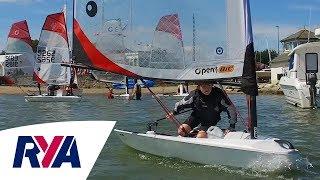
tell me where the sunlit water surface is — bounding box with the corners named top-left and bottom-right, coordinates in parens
top-left (0, 94), bottom-right (319, 179)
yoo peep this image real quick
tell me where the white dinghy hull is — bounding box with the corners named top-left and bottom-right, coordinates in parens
top-left (25, 95), bottom-right (81, 102)
top-left (114, 129), bottom-right (301, 169)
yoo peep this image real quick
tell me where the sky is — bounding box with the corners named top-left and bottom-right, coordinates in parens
top-left (0, 0), bottom-right (320, 52)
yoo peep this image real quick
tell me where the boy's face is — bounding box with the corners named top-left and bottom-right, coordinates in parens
top-left (199, 83), bottom-right (212, 95)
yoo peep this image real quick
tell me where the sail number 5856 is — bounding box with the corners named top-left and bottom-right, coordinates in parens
top-left (37, 49), bottom-right (56, 63)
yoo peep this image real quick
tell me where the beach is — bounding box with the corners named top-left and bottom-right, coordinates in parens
top-left (0, 85), bottom-right (191, 95)
top-left (0, 83), bottom-right (283, 95)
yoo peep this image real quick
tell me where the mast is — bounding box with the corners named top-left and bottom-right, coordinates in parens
top-left (259, 51), bottom-right (261, 62)
top-left (308, 7), bottom-right (312, 43)
top-left (192, 13), bottom-right (196, 62)
top-left (248, 95), bottom-right (257, 139)
top-left (62, 2), bottom-right (67, 22)
top-left (241, 0), bottom-right (258, 139)
top-left (248, 17), bottom-right (258, 140)
top-left (181, 15), bottom-right (186, 67)
top-left (62, 1), bottom-right (73, 85)
top-left (72, 0), bottom-right (75, 60)
top-left (265, 38), bottom-right (272, 63)
top-left (130, 0), bottom-right (133, 32)
top-left (62, 3), bottom-right (70, 52)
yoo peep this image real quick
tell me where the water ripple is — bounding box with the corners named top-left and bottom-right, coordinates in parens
top-left (0, 95), bottom-right (319, 179)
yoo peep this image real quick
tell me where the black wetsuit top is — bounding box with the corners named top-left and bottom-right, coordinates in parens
top-left (174, 87), bottom-right (236, 129)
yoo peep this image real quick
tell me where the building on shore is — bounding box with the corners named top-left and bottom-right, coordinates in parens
top-left (270, 29), bottom-right (319, 84)
top-left (270, 52), bottom-right (290, 84)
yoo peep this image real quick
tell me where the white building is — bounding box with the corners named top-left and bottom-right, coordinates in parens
top-left (270, 29), bottom-right (319, 84)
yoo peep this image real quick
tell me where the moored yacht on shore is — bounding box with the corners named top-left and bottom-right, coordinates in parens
top-left (279, 40), bottom-right (320, 108)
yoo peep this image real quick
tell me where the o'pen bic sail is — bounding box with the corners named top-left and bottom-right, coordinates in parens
top-left (34, 12), bottom-right (71, 85)
top-left (73, 0), bottom-right (137, 78)
top-left (73, 0), bottom-right (248, 81)
top-left (0, 20), bottom-right (34, 85)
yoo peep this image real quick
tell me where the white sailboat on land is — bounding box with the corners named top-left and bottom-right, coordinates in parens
top-left (25, 12), bottom-right (81, 102)
top-left (72, 0), bottom-right (307, 169)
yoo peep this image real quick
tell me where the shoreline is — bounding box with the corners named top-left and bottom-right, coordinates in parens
top-left (0, 84), bottom-right (283, 96)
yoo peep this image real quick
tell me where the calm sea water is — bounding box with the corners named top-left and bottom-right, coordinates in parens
top-left (0, 94), bottom-right (319, 179)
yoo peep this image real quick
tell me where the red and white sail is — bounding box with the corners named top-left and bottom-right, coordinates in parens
top-left (73, 0), bottom-right (249, 81)
top-left (0, 20), bottom-right (34, 85)
top-left (6, 20), bottom-right (34, 54)
top-left (34, 12), bottom-right (71, 85)
top-left (150, 14), bottom-right (185, 70)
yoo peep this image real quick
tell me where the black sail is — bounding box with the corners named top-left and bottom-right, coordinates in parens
top-left (240, 0), bottom-right (258, 139)
top-left (241, 0), bottom-right (258, 96)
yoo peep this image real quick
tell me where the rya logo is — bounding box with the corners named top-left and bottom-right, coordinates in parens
top-left (13, 136), bottom-right (81, 168)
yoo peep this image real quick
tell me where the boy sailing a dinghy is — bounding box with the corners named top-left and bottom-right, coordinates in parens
top-left (170, 81), bottom-right (237, 138)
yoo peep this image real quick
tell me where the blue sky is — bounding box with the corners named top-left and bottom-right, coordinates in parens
top-left (0, 0), bottom-right (320, 52)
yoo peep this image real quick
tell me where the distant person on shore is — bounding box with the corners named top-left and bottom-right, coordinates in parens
top-left (177, 84), bottom-right (187, 94)
top-left (130, 79), bottom-right (142, 100)
top-left (37, 83), bottom-right (42, 95)
top-left (106, 87), bottom-right (114, 99)
top-left (168, 81), bottom-right (237, 138)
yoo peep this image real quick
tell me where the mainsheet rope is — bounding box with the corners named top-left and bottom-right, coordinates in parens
top-left (140, 78), bottom-right (182, 128)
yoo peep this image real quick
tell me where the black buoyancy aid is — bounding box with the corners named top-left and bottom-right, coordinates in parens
top-left (192, 88), bottom-right (227, 126)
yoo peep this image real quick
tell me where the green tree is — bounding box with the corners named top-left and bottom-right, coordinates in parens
top-left (31, 39), bottom-right (39, 53)
top-left (255, 49), bottom-right (278, 65)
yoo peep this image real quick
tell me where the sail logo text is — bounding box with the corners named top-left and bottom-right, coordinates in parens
top-left (195, 67), bottom-right (218, 75)
top-left (13, 136), bottom-right (81, 168)
top-left (218, 65), bottom-right (234, 73)
top-left (195, 65), bottom-right (235, 75)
